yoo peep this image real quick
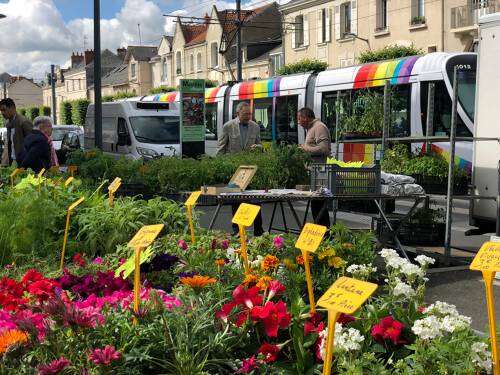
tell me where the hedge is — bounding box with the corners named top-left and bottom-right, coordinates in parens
top-left (60, 101), bottom-right (73, 124)
top-left (277, 59), bottom-right (328, 76)
top-left (26, 107), bottom-right (40, 121)
top-left (39, 105), bottom-right (51, 117)
top-left (358, 44), bottom-right (424, 64)
top-left (103, 92), bottom-right (136, 102)
top-left (71, 99), bottom-right (91, 126)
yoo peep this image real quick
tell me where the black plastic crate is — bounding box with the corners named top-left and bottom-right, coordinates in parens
top-left (376, 214), bottom-right (446, 246)
top-left (412, 174), bottom-right (469, 195)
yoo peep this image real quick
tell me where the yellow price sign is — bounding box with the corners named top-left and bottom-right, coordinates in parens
top-left (295, 223), bottom-right (328, 253)
top-left (10, 168), bottom-right (24, 187)
top-left (128, 224), bottom-right (164, 249)
top-left (115, 246), bottom-right (154, 278)
top-left (185, 191), bottom-right (202, 207)
top-left (471, 242), bottom-right (500, 272)
top-left (108, 177), bottom-right (122, 194)
top-left (232, 203), bottom-right (261, 227)
top-left (68, 196), bottom-right (85, 211)
top-left (37, 168), bottom-right (46, 178)
top-left (317, 276), bottom-right (378, 314)
top-left (60, 196), bottom-right (85, 270)
top-left (64, 176), bottom-right (74, 187)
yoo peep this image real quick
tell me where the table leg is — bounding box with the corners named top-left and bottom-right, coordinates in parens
top-left (268, 202), bottom-right (278, 233)
top-left (208, 203), bottom-right (222, 231)
top-left (314, 200), bottom-right (329, 225)
top-left (373, 199), bottom-right (410, 261)
top-left (393, 197), bottom-right (425, 233)
top-left (279, 201), bottom-right (288, 233)
top-left (287, 200), bottom-right (303, 231)
top-left (303, 200), bottom-right (311, 227)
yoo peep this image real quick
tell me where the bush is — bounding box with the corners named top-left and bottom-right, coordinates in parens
top-left (277, 58), bottom-right (328, 75)
top-left (18, 108), bottom-right (27, 117)
top-left (39, 105), bottom-right (51, 117)
top-left (71, 99), bottom-right (90, 126)
top-left (103, 92), bottom-right (136, 102)
top-left (60, 101), bottom-right (73, 124)
top-left (358, 44), bottom-right (424, 64)
top-left (25, 106), bottom-right (40, 121)
top-left (149, 86), bottom-right (177, 95)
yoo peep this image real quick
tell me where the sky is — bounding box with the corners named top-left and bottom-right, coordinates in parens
top-left (0, 0), bottom-right (278, 81)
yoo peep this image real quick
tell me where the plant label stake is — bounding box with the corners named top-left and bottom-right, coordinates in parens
top-left (232, 203), bottom-right (261, 274)
top-left (107, 177), bottom-right (122, 207)
top-left (37, 168), bottom-right (46, 192)
top-left (128, 224), bottom-right (164, 324)
top-left (37, 168), bottom-right (46, 178)
top-left (60, 197), bottom-right (85, 271)
top-left (295, 223), bottom-right (328, 315)
top-left (317, 277), bottom-right (378, 375)
top-left (184, 191), bottom-right (201, 244)
top-left (68, 165), bottom-right (77, 176)
top-left (470, 241), bottom-right (500, 375)
top-left (64, 176), bottom-right (74, 187)
top-left (10, 168), bottom-right (24, 187)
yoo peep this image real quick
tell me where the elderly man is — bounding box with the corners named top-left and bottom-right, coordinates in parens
top-left (20, 116), bottom-right (54, 173)
top-left (217, 102), bottom-right (262, 155)
top-left (217, 101), bottom-right (263, 236)
top-left (0, 98), bottom-right (33, 166)
top-left (297, 107), bottom-right (332, 228)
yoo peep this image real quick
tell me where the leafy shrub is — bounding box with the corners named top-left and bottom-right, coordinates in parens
top-left (149, 86), bottom-right (177, 95)
top-left (60, 101), bottom-right (73, 124)
top-left (342, 90), bottom-right (384, 134)
top-left (71, 99), bottom-right (90, 126)
top-left (277, 58), bottom-right (328, 75)
top-left (25, 106), bottom-right (40, 121)
top-left (39, 105), bottom-right (51, 117)
top-left (103, 92), bottom-right (136, 102)
top-left (358, 44), bottom-right (424, 64)
top-left (18, 108), bottom-right (27, 117)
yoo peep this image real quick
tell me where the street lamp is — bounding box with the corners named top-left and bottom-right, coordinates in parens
top-left (344, 32), bottom-right (370, 47)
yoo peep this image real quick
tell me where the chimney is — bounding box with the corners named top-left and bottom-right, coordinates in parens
top-left (204, 13), bottom-right (211, 25)
top-left (117, 47), bottom-right (127, 61)
top-left (71, 52), bottom-right (84, 69)
top-left (84, 50), bottom-right (95, 65)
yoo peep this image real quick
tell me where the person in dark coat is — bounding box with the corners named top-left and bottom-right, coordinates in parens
top-left (21, 116), bottom-right (52, 173)
top-left (0, 98), bottom-right (33, 166)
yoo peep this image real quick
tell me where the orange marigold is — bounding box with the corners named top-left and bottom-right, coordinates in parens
top-left (256, 276), bottom-right (273, 291)
top-left (215, 259), bottom-right (226, 267)
top-left (243, 274), bottom-right (258, 285)
top-left (180, 275), bottom-right (216, 290)
top-left (261, 255), bottom-right (280, 271)
top-left (0, 329), bottom-right (28, 354)
top-left (296, 253), bottom-right (312, 266)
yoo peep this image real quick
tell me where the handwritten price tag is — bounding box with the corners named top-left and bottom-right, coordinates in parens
top-left (317, 276), bottom-right (378, 314)
top-left (185, 191), bottom-right (202, 207)
top-left (232, 203), bottom-right (261, 227)
top-left (37, 168), bottom-right (46, 178)
top-left (108, 177), bottom-right (122, 194)
top-left (128, 224), bottom-right (164, 249)
top-left (471, 242), bottom-right (500, 272)
top-left (295, 223), bottom-right (328, 253)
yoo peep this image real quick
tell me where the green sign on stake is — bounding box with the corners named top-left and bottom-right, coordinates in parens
top-left (180, 79), bottom-right (205, 158)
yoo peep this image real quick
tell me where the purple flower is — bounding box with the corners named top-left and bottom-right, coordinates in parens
top-left (211, 239), bottom-right (218, 250)
top-left (221, 239), bottom-right (229, 250)
top-left (89, 345), bottom-right (121, 365)
top-left (38, 357), bottom-right (71, 375)
top-left (177, 271), bottom-right (196, 279)
top-left (178, 239), bottom-right (188, 250)
top-left (273, 236), bottom-right (284, 249)
top-left (151, 253), bottom-right (179, 272)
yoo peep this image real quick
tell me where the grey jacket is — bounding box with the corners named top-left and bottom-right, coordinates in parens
top-left (216, 118), bottom-right (262, 155)
top-left (2, 113), bottom-right (33, 166)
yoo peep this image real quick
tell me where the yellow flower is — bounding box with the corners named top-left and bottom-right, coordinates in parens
top-left (328, 257), bottom-right (345, 269)
top-left (0, 329), bottom-right (28, 354)
top-left (283, 258), bottom-right (297, 271)
top-left (318, 247), bottom-right (335, 261)
top-left (243, 274), bottom-right (258, 286)
top-left (261, 255), bottom-right (280, 272)
top-left (256, 276), bottom-right (273, 291)
top-left (180, 275), bottom-right (216, 290)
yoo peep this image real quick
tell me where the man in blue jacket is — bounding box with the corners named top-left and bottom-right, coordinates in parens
top-left (21, 116), bottom-right (52, 173)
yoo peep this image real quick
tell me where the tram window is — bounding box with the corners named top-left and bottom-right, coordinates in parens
top-left (253, 98), bottom-right (273, 141)
top-left (421, 81), bottom-right (472, 137)
top-left (276, 95), bottom-right (299, 144)
top-left (321, 91), bottom-right (350, 141)
top-left (205, 103), bottom-right (217, 140)
top-left (391, 84), bottom-right (411, 137)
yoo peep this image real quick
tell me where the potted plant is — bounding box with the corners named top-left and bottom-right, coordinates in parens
top-left (411, 16), bottom-right (426, 26)
top-left (341, 91), bottom-right (384, 139)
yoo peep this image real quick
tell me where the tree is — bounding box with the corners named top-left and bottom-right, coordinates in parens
top-left (60, 101), bottom-right (73, 124)
top-left (26, 107), bottom-right (40, 121)
top-left (71, 99), bottom-right (90, 126)
top-left (39, 105), bottom-right (51, 117)
top-left (277, 59), bottom-right (328, 76)
top-left (358, 44), bottom-right (424, 64)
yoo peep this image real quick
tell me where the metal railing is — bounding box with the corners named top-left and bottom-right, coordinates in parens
top-left (451, 1), bottom-right (499, 29)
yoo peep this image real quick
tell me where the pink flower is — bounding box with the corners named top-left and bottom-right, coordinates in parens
top-left (238, 356), bottom-right (258, 373)
top-left (92, 257), bottom-right (104, 265)
top-left (215, 302), bottom-right (237, 323)
top-left (38, 357), bottom-right (71, 375)
top-left (0, 309), bottom-right (16, 333)
top-left (267, 280), bottom-right (285, 300)
top-left (273, 236), bottom-right (284, 249)
top-left (89, 345), bottom-right (121, 365)
top-left (178, 239), bottom-right (188, 250)
top-left (232, 285), bottom-right (263, 309)
top-left (251, 301), bottom-right (291, 338)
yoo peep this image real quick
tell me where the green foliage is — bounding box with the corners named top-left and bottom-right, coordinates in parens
top-left (39, 105), bottom-right (51, 117)
top-left (60, 101), bottom-right (73, 124)
top-left (277, 58), bottom-right (328, 76)
top-left (204, 79), bottom-right (218, 88)
top-left (71, 99), bottom-right (90, 126)
top-left (149, 85), bottom-right (177, 95)
top-left (103, 91), bottom-right (136, 102)
top-left (25, 106), bottom-right (40, 121)
top-left (358, 44), bottom-right (424, 64)
top-left (18, 108), bottom-right (27, 117)
top-left (342, 90), bottom-right (384, 135)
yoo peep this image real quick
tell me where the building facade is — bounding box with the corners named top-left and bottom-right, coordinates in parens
top-left (281, 0), bottom-right (498, 68)
top-left (1, 76), bottom-right (42, 108)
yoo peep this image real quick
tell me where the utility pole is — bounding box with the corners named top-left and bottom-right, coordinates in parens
top-left (236, 0), bottom-right (243, 82)
top-left (2, 82), bottom-right (6, 99)
top-left (138, 24), bottom-right (142, 46)
top-left (94, 0), bottom-right (103, 149)
top-left (50, 64), bottom-right (57, 125)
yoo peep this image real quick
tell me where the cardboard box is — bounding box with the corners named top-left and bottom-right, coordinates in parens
top-left (201, 165), bottom-right (257, 195)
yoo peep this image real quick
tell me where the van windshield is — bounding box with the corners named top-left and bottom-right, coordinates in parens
top-left (129, 116), bottom-right (179, 144)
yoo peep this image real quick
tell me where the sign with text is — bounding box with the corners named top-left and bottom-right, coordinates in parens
top-left (470, 242), bottom-right (500, 272)
top-left (108, 177), bottom-right (122, 194)
top-left (115, 246), bottom-right (154, 279)
top-left (64, 176), bottom-right (74, 187)
top-left (317, 277), bottom-right (378, 314)
top-left (128, 224), bottom-right (164, 249)
top-left (232, 203), bottom-right (261, 227)
top-left (180, 79), bottom-right (205, 143)
top-left (185, 191), bottom-right (202, 207)
top-left (295, 223), bottom-right (328, 253)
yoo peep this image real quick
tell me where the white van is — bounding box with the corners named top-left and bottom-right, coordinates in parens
top-left (85, 99), bottom-right (181, 159)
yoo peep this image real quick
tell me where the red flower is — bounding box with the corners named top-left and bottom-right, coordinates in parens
top-left (232, 285), bottom-right (262, 309)
top-left (304, 313), bottom-right (324, 336)
top-left (89, 345), bottom-right (121, 365)
top-left (0, 277), bottom-right (26, 311)
top-left (238, 356), bottom-right (258, 373)
top-left (371, 316), bottom-right (407, 345)
top-left (251, 301), bottom-right (291, 337)
top-left (21, 269), bottom-right (44, 286)
top-left (267, 280), bottom-right (285, 300)
top-left (338, 313), bottom-right (356, 325)
top-left (38, 357), bottom-right (71, 375)
top-left (72, 253), bottom-right (86, 267)
top-left (27, 279), bottom-right (59, 302)
top-left (215, 302), bottom-right (236, 323)
top-left (258, 342), bottom-right (280, 363)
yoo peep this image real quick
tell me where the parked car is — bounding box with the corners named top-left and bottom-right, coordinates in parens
top-left (52, 125), bottom-right (83, 151)
top-left (58, 131), bottom-right (84, 165)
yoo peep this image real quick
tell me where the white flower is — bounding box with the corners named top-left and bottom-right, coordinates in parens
top-left (386, 256), bottom-right (407, 270)
top-left (400, 262), bottom-right (424, 278)
top-left (472, 342), bottom-right (492, 373)
top-left (346, 264), bottom-right (377, 279)
top-left (415, 255), bottom-right (435, 267)
top-left (440, 314), bottom-right (471, 333)
top-left (380, 248), bottom-right (399, 259)
top-left (412, 316), bottom-right (443, 340)
top-left (251, 255), bottom-right (263, 268)
top-left (424, 301), bottom-right (460, 317)
top-left (319, 323), bottom-right (364, 360)
top-left (393, 281), bottom-right (415, 297)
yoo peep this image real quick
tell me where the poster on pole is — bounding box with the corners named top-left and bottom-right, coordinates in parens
top-left (180, 79), bottom-right (205, 158)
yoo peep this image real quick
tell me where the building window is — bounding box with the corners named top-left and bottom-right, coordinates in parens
top-left (176, 52), bottom-right (182, 75)
top-left (270, 54), bottom-right (283, 77)
top-left (293, 15), bottom-right (304, 48)
top-left (197, 53), bottom-right (202, 72)
top-left (162, 60), bottom-right (168, 81)
top-left (131, 63), bottom-right (137, 79)
top-left (189, 54), bottom-right (194, 73)
top-left (211, 43), bottom-right (218, 68)
top-left (376, 0), bottom-right (388, 31)
top-left (411, 0), bottom-right (425, 25)
top-left (318, 9), bottom-right (331, 43)
top-left (340, 2), bottom-right (352, 38)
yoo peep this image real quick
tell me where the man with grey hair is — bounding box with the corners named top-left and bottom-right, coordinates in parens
top-left (216, 101), bottom-right (262, 155)
top-left (20, 116), bottom-right (53, 173)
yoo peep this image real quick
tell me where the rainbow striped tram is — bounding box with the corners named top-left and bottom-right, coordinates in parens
top-left (143, 52), bottom-right (476, 171)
